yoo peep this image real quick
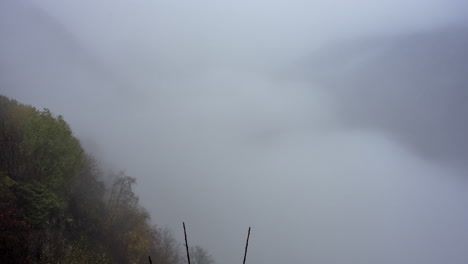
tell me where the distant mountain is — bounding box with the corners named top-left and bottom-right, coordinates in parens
top-left (303, 27), bottom-right (468, 162)
top-left (0, 0), bottom-right (131, 106)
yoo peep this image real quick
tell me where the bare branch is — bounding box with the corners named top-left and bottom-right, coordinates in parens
top-left (183, 222), bottom-right (191, 264)
top-left (243, 227), bottom-right (251, 264)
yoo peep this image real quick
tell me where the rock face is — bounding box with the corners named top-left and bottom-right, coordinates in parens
top-left (304, 27), bottom-right (468, 163)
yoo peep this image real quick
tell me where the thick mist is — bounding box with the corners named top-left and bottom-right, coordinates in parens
top-left (2, 0), bottom-right (468, 263)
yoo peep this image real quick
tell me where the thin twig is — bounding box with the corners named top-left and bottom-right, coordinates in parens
top-left (243, 227), bottom-right (251, 264)
top-left (183, 222), bottom-right (191, 264)
top-left (148, 256), bottom-right (152, 264)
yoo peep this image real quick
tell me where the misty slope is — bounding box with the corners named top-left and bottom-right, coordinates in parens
top-left (304, 27), bottom-right (468, 162)
top-left (0, 95), bottom-right (186, 263)
top-left (0, 0), bottom-right (131, 111)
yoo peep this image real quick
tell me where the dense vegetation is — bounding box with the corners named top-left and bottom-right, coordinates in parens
top-left (0, 95), bottom-right (213, 264)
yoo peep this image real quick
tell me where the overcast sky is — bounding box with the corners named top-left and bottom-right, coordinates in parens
top-left (2, 0), bottom-right (468, 263)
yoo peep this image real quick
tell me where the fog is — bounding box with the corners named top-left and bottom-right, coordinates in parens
top-left (2, 0), bottom-right (468, 263)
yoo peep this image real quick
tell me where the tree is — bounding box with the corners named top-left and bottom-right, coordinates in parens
top-left (151, 227), bottom-right (181, 264)
top-left (1, 95), bottom-right (215, 264)
top-left (190, 246), bottom-right (215, 264)
top-left (0, 174), bottom-right (32, 264)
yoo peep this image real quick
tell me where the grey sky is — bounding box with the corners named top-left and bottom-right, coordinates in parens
top-left (1, 0), bottom-right (468, 263)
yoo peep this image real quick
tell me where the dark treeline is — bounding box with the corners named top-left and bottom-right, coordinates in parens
top-left (0, 95), bottom-right (214, 264)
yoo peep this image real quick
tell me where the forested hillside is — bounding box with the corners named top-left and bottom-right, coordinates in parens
top-left (0, 95), bottom-right (198, 264)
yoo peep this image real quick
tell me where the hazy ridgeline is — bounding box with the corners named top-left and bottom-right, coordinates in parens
top-left (1, 0), bottom-right (468, 263)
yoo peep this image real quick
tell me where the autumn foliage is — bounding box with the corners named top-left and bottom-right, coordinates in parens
top-left (0, 95), bottom-right (186, 263)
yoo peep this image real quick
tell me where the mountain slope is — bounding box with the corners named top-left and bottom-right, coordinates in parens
top-left (304, 27), bottom-right (468, 162)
